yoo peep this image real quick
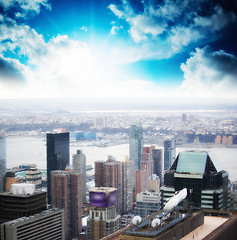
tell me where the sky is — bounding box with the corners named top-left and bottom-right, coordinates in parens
top-left (0, 0), bottom-right (237, 104)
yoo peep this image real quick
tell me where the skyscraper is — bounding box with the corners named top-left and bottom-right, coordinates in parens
top-left (161, 151), bottom-right (231, 210)
top-left (87, 187), bottom-right (120, 240)
top-left (164, 137), bottom-right (176, 171)
top-left (152, 148), bottom-right (163, 185)
top-left (0, 135), bottom-right (6, 193)
top-left (142, 146), bottom-right (155, 177)
top-left (94, 157), bottom-right (121, 213)
top-left (129, 123), bottom-right (143, 184)
top-left (46, 132), bottom-right (70, 203)
top-left (51, 170), bottom-right (82, 240)
top-left (121, 157), bottom-right (133, 215)
top-left (26, 165), bottom-right (42, 189)
top-left (73, 150), bottom-right (86, 203)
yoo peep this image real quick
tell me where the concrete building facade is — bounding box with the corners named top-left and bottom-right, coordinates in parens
top-left (51, 170), bottom-right (83, 240)
top-left (73, 150), bottom-right (87, 203)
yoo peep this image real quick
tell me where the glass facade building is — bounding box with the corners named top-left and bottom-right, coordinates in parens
top-left (164, 137), bottom-right (176, 171)
top-left (161, 151), bottom-right (231, 210)
top-left (46, 132), bottom-right (70, 204)
top-left (129, 123), bottom-right (143, 185)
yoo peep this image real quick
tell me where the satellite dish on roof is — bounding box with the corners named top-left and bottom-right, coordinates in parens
top-left (151, 218), bottom-right (161, 228)
top-left (132, 216), bottom-right (142, 225)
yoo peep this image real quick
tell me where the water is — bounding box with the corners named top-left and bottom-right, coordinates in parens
top-left (6, 137), bottom-right (237, 181)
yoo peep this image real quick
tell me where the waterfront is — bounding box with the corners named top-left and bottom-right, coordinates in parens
top-left (6, 136), bottom-right (237, 182)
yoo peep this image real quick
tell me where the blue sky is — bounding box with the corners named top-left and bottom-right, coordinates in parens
top-left (0, 0), bottom-right (237, 103)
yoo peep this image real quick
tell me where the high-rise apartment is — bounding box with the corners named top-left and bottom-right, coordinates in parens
top-left (161, 150), bottom-right (231, 210)
top-left (95, 157), bottom-right (121, 213)
top-left (164, 137), bottom-right (176, 171)
top-left (87, 187), bottom-right (120, 240)
top-left (51, 170), bottom-right (82, 240)
top-left (135, 168), bottom-right (149, 196)
top-left (46, 132), bottom-right (69, 203)
top-left (73, 150), bottom-right (86, 202)
top-left (142, 146), bottom-right (155, 177)
top-left (0, 135), bottom-right (6, 193)
top-left (121, 157), bottom-right (133, 215)
top-left (152, 148), bottom-right (163, 185)
top-left (129, 123), bottom-right (143, 184)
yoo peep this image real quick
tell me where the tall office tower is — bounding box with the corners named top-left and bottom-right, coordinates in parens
top-left (161, 151), bottom-right (231, 210)
top-left (121, 157), bottom-right (133, 215)
top-left (0, 135), bottom-right (6, 193)
top-left (0, 183), bottom-right (47, 221)
top-left (73, 150), bottom-right (86, 203)
top-left (4, 171), bottom-right (16, 192)
top-left (142, 146), bottom-right (155, 177)
top-left (94, 161), bottom-right (104, 187)
top-left (135, 168), bottom-right (149, 196)
top-left (1, 208), bottom-right (65, 240)
top-left (129, 122), bottom-right (143, 184)
top-left (87, 187), bottom-right (120, 240)
top-left (152, 148), bottom-right (164, 185)
top-left (94, 157), bottom-right (121, 213)
top-left (51, 170), bottom-right (82, 240)
top-left (26, 164), bottom-right (42, 189)
top-left (164, 137), bottom-right (176, 171)
top-left (133, 192), bottom-right (161, 218)
top-left (47, 132), bottom-right (69, 204)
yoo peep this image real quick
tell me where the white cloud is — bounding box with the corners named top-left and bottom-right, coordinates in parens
top-left (0, 0), bottom-right (51, 13)
top-left (110, 25), bottom-right (123, 35)
top-left (108, 0), bottom-right (237, 61)
top-left (177, 47), bottom-right (237, 98)
top-left (108, 4), bottom-right (123, 18)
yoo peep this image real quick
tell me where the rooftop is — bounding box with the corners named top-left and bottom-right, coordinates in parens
top-left (173, 150), bottom-right (223, 174)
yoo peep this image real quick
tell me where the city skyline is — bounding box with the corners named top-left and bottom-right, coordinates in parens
top-left (0, 0), bottom-right (237, 104)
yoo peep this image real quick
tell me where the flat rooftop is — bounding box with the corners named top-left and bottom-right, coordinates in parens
top-left (181, 216), bottom-right (228, 240)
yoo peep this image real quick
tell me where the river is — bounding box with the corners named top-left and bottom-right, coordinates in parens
top-left (6, 137), bottom-right (237, 182)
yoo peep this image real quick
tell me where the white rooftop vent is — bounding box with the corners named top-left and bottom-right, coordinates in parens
top-left (132, 216), bottom-right (142, 225)
top-left (10, 183), bottom-right (35, 195)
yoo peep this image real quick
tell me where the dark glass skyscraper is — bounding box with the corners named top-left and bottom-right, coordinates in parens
top-left (164, 137), bottom-right (176, 171)
top-left (129, 122), bottom-right (143, 184)
top-left (47, 132), bottom-right (69, 203)
top-left (152, 148), bottom-right (163, 185)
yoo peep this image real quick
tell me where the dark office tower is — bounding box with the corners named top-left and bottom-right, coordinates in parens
top-left (47, 132), bottom-right (69, 204)
top-left (94, 161), bottom-right (104, 187)
top-left (129, 122), bottom-right (143, 184)
top-left (0, 135), bottom-right (6, 193)
top-left (51, 170), bottom-right (82, 240)
top-left (164, 137), bottom-right (176, 171)
top-left (152, 148), bottom-right (164, 185)
top-left (0, 183), bottom-right (47, 221)
top-left (161, 151), bottom-right (231, 210)
top-left (73, 150), bottom-right (86, 203)
top-left (121, 157), bottom-right (133, 215)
